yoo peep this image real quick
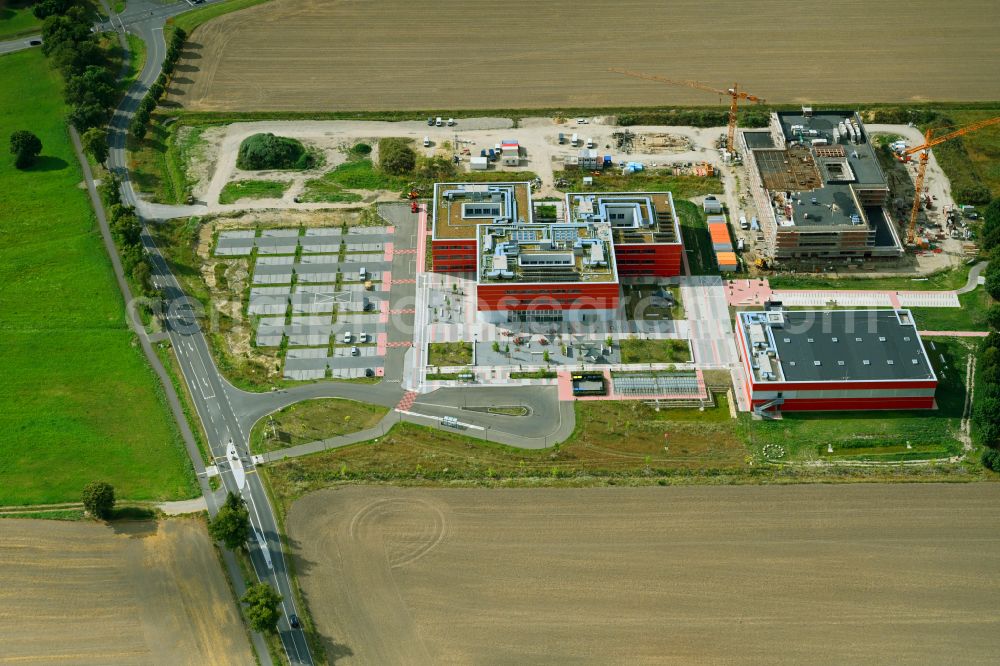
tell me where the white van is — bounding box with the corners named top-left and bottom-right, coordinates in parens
top-left (343, 331), bottom-right (353, 344)
top-left (423, 136), bottom-right (431, 147)
top-left (737, 238), bottom-right (745, 251)
top-left (435, 117), bottom-right (443, 127)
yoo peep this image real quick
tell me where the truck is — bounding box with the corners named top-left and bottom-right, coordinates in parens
top-left (558, 132), bottom-right (565, 144)
top-left (488, 148), bottom-right (496, 161)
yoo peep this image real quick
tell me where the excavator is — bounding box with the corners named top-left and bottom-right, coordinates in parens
top-left (898, 116), bottom-right (1000, 245)
top-left (608, 68), bottom-right (765, 154)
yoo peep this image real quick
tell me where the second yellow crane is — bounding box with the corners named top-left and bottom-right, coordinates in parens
top-left (608, 68), bottom-right (765, 154)
top-left (898, 116), bottom-right (1000, 245)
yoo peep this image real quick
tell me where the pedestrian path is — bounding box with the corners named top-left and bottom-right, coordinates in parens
top-left (725, 278), bottom-right (962, 308)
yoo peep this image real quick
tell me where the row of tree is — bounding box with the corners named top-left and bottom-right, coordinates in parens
top-left (207, 492), bottom-right (285, 633)
top-left (973, 329), bottom-right (1000, 471)
top-left (40, 4), bottom-right (119, 133)
top-left (973, 205), bottom-right (1000, 471)
top-left (130, 28), bottom-right (187, 141)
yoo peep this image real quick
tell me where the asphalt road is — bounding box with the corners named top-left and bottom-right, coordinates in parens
top-left (95, 2), bottom-right (578, 659)
top-left (100, 1), bottom-right (312, 663)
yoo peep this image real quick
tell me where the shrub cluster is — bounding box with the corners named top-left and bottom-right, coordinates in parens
top-left (377, 137), bottom-right (416, 175)
top-left (617, 108), bottom-right (769, 129)
top-left (40, 3), bottom-right (118, 132)
top-left (979, 200), bottom-right (1000, 256)
top-left (236, 132), bottom-right (311, 170)
top-left (130, 28), bottom-right (187, 141)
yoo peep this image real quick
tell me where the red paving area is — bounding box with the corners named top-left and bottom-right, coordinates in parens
top-left (393, 248), bottom-right (418, 255)
top-left (919, 331), bottom-right (988, 337)
top-left (395, 391), bottom-right (418, 411)
top-left (389, 308), bottom-right (416, 315)
top-left (391, 278), bottom-right (417, 285)
top-left (385, 341), bottom-right (413, 348)
top-left (726, 279), bottom-right (773, 306)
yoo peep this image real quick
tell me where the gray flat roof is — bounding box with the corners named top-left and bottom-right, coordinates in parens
top-left (741, 309), bottom-right (935, 383)
top-left (747, 111), bottom-right (891, 231)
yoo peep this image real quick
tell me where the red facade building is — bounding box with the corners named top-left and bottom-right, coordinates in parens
top-left (430, 183), bottom-right (684, 322)
top-left (735, 308), bottom-right (937, 414)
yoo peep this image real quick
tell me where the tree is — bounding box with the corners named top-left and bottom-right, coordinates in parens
top-left (65, 65), bottom-right (117, 108)
top-left (241, 583), bottom-right (282, 633)
top-left (33, 0), bottom-right (77, 20)
top-left (987, 305), bottom-right (1000, 332)
top-left (81, 481), bottom-right (115, 518)
top-left (208, 492), bottom-right (250, 550)
top-left (985, 271), bottom-right (1000, 302)
top-left (9, 130), bottom-right (42, 168)
top-left (68, 102), bottom-right (108, 132)
top-left (81, 127), bottom-right (108, 164)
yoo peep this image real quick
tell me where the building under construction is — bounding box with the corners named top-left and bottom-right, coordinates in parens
top-left (740, 109), bottom-right (904, 264)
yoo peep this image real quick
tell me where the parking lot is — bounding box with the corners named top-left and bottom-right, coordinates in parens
top-left (215, 224), bottom-right (412, 380)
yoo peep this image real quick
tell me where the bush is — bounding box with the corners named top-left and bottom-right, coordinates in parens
top-left (350, 142), bottom-right (372, 157)
top-left (982, 448), bottom-right (1000, 472)
top-left (378, 137), bottom-right (416, 175)
top-left (236, 133), bottom-right (312, 170)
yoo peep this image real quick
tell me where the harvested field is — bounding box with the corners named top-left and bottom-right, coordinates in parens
top-left (170, 0), bottom-right (1000, 112)
top-left (288, 485), bottom-right (1000, 664)
top-left (0, 519), bottom-right (254, 665)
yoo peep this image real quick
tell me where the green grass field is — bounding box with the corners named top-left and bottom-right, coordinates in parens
top-left (749, 337), bottom-right (970, 462)
top-left (619, 338), bottom-right (691, 364)
top-left (767, 263), bottom-right (973, 292)
top-left (0, 49), bottom-right (196, 505)
top-left (909, 289), bottom-right (992, 332)
top-left (0, 1), bottom-right (41, 40)
top-left (219, 179), bottom-right (290, 204)
top-left (674, 199), bottom-right (717, 275)
top-left (249, 398), bottom-right (389, 454)
top-left (168, 0), bottom-right (271, 37)
top-left (552, 169), bottom-right (721, 199)
top-left (427, 341), bottom-right (472, 366)
top-left (921, 109), bottom-right (1000, 201)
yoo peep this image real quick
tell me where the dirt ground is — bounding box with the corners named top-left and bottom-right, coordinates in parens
top-left (287, 484), bottom-right (1000, 665)
top-left (169, 0), bottom-right (1000, 112)
top-left (0, 518), bottom-right (254, 665)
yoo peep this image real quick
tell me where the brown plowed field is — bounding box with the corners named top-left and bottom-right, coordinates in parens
top-left (0, 519), bottom-right (254, 665)
top-left (288, 484), bottom-right (1000, 664)
top-left (170, 0), bottom-right (1000, 112)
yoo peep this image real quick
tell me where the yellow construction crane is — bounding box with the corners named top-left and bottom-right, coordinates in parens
top-left (899, 116), bottom-right (1000, 244)
top-left (608, 68), bottom-right (765, 154)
